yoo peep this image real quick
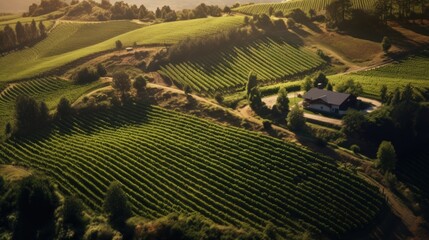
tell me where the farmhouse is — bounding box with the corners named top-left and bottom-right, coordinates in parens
top-left (303, 88), bottom-right (356, 115)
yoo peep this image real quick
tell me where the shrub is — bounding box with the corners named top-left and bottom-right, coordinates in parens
top-left (350, 144), bottom-right (360, 154)
top-left (286, 8), bottom-right (309, 23)
top-left (377, 141), bottom-right (397, 172)
top-left (286, 18), bottom-right (296, 28)
top-left (73, 67), bottom-right (100, 84)
top-left (381, 36), bottom-right (391, 53)
top-left (274, 11), bottom-right (284, 17)
top-left (115, 40), bottom-right (123, 50)
top-left (56, 97), bottom-right (73, 120)
top-left (133, 75), bottom-right (147, 98)
top-left (112, 71), bottom-right (131, 102)
top-left (273, 19), bottom-right (287, 30)
top-left (184, 85), bottom-right (192, 95)
top-left (103, 182), bottom-right (132, 228)
top-left (287, 104), bottom-right (306, 131)
top-left (97, 63), bottom-right (107, 77)
top-left (263, 120), bottom-right (272, 131)
top-left (215, 93), bottom-right (224, 103)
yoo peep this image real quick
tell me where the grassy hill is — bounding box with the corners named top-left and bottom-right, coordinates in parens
top-left (0, 77), bottom-right (108, 133)
top-left (0, 104), bottom-right (384, 237)
top-left (159, 37), bottom-right (324, 93)
top-left (329, 51), bottom-right (429, 99)
top-left (234, 0), bottom-right (377, 15)
top-left (0, 10), bottom-right (64, 30)
top-left (0, 16), bottom-right (244, 82)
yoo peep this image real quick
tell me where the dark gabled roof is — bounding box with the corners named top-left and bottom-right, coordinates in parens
top-left (303, 88), bottom-right (351, 106)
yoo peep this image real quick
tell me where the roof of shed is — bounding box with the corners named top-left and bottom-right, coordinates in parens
top-left (303, 88), bottom-right (351, 106)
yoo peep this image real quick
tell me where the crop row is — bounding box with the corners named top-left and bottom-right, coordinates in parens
top-left (0, 105), bottom-right (384, 237)
top-left (234, 0), bottom-right (377, 15)
top-left (159, 38), bottom-right (324, 93)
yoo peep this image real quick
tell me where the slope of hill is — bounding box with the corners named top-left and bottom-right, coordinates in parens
top-left (0, 0), bottom-right (279, 13)
top-left (0, 76), bottom-right (108, 132)
top-left (329, 52), bottom-right (429, 99)
top-left (0, 104), bottom-right (385, 237)
top-left (160, 37), bottom-right (325, 93)
top-left (0, 16), bottom-right (244, 82)
top-left (234, 0), bottom-right (377, 15)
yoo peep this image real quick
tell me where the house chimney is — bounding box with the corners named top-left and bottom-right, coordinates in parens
top-left (317, 83), bottom-right (323, 89)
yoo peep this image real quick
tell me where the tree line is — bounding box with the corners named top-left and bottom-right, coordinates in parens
top-left (0, 20), bottom-right (47, 54)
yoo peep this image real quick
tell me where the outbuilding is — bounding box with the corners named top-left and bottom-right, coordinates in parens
top-left (303, 88), bottom-right (356, 115)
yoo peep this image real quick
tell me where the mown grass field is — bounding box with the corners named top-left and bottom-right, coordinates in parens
top-left (329, 52), bottom-right (429, 99)
top-left (159, 38), bottom-right (324, 93)
top-left (0, 77), bottom-right (108, 134)
top-left (234, 0), bottom-right (377, 15)
top-left (0, 104), bottom-right (384, 237)
top-left (0, 16), bottom-right (244, 82)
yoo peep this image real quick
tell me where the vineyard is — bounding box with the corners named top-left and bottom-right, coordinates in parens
top-left (234, 0), bottom-right (376, 15)
top-left (329, 53), bottom-right (429, 99)
top-left (0, 76), bottom-right (107, 134)
top-left (0, 105), bottom-right (384, 237)
top-left (397, 150), bottom-right (429, 198)
top-left (159, 38), bottom-right (324, 93)
top-left (0, 16), bottom-right (244, 81)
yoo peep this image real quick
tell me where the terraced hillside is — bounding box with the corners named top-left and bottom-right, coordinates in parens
top-left (234, 0), bottom-right (376, 15)
top-left (0, 77), bottom-right (108, 134)
top-left (329, 52), bottom-right (429, 99)
top-left (0, 105), bottom-right (384, 237)
top-left (0, 16), bottom-right (244, 81)
top-left (159, 38), bottom-right (324, 93)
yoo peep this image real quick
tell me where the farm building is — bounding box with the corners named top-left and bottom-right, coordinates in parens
top-left (303, 88), bottom-right (357, 115)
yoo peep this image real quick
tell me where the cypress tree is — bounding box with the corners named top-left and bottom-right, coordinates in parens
top-left (30, 19), bottom-right (39, 40)
top-left (39, 21), bottom-right (47, 37)
top-left (3, 25), bottom-right (16, 49)
top-left (15, 21), bottom-right (26, 45)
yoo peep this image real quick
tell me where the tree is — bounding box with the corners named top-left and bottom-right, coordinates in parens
top-left (400, 83), bottom-right (413, 102)
top-left (287, 104), bottom-right (306, 131)
top-left (336, 79), bottom-right (363, 96)
top-left (309, 9), bottom-right (317, 19)
top-left (269, 6), bottom-right (274, 16)
top-left (380, 85), bottom-right (388, 103)
top-left (15, 21), bottom-right (26, 45)
top-left (97, 63), bottom-right (107, 77)
top-left (302, 77), bottom-right (313, 92)
top-left (39, 21), bottom-right (47, 37)
top-left (133, 75), bottom-right (147, 98)
top-left (313, 72), bottom-right (329, 88)
top-left (14, 176), bottom-right (58, 240)
top-left (246, 71), bottom-right (258, 95)
top-left (30, 19), bottom-right (39, 40)
top-left (112, 71), bottom-right (131, 102)
top-left (223, 6), bottom-right (231, 14)
top-left (14, 95), bottom-right (40, 135)
top-left (275, 87), bottom-right (290, 116)
top-left (327, 83), bottom-right (333, 91)
top-left (342, 109), bottom-right (366, 136)
top-left (5, 122), bottom-right (12, 136)
top-left (103, 182), bottom-right (132, 228)
top-left (56, 98), bottom-right (72, 120)
top-left (39, 101), bottom-right (50, 126)
top-left (381, 36), bottom-right (392, 53)
top-left (377, 141), bottom-right (397, 171)
top-left (389, 87), bottom-right (401, 105)
top-left (248, 87), bottom-right (266, 113)
top-left (63, 196), bottom-right (84, 228)
top-left (73, 67), bottom-right (100, 84)
top-left (115, 40), bottom-right (123, 50)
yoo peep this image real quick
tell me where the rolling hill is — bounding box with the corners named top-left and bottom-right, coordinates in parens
top-left (0, 104), bottom-right (385, 237)
top-left (0, 16), bottom-right (244, 82)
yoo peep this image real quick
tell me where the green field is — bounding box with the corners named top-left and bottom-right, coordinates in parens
top-left (234, 0), bottom-right (376, 15)
top-left (0, 77), bottom-right (108, 134)
top-left (0, 104), bottom-right (384, 237)
top-left (159, 38), bottom-right (324, 93)
top-left (0, 10), bottom-right (63, 30)
top-left (329, 53), bottom-right (429, 99)
top-left (0, 16), bottom-right (244, 82)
